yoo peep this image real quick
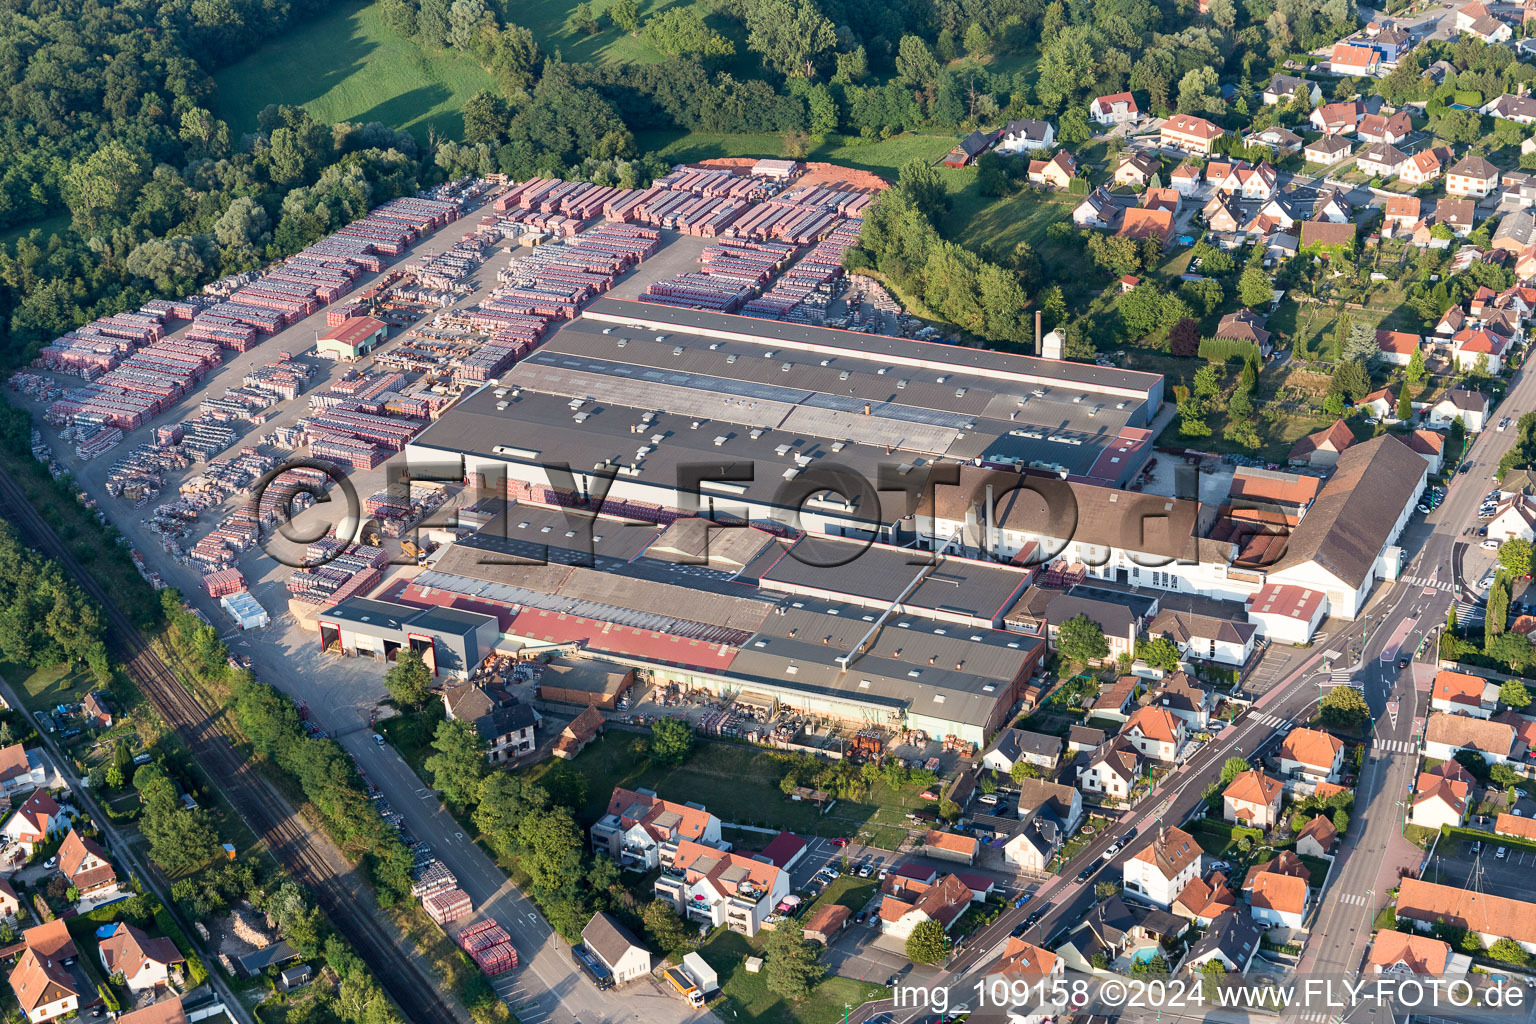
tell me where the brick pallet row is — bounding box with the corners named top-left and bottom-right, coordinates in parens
top-left (202, 567), bottom-right (246, 598)
top-left (424, 888), bottom-right (472, 925)
top-left (457, 920), bottom-right (518, 976)
top-left (654, 167), bottom-right (768, 200)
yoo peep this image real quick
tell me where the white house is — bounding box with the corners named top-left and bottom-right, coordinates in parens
top-left (1408, 772), bottom-right (1470, 831)
top-left (1073, 187), bottom-right (1120, 229)
top-left (8, 921), bottom-right (78, 1023)
top-left (1, 790), bottom-right (64, 857)
top-left (878, 873), bottom-right (976, 940)
top-left (654, 840), bottom-right (788, 936)
top-left (590, 787), bottom-right (722, 871)
top-left (1091, 93), bottom-right (1140, 125)
top-left (1079, 741), bottom-right (1142, 800)
top-left (1277, 728), bottom-right (1345, 783)
top-left (98, 922), bottom-right (183, 994)
top-left (1223, 770), bottom-right (1284, 828)
top-left (1123, 827), bottom-right (1202, 908)
top-left (1486, 496), bottom-right (1536, 543)
top-left (1120, 706), bottom-right (1186, 762)
top-left (994, 119), bottom-right (1055, 155)
top-left (1426, 389), bottom-right (1489, 432)
top-left (1430, 670), bottom-right (1496, 718)
top-left (1244, 868), bottom-right (1309, 932)
top-left (1452, 327), bottom-right (1508, 374)
top-left (1245, 584), bottom-right (1328, 644)
top-left (981, 728), bottom-right (1062, 774)
top-left (581, 912), bottom-right (653, 985)
top-left (1422, 712), bottom-right (1517, 765)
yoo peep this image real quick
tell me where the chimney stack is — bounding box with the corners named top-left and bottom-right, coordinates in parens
top-left (1034, 310), bottom-right (1042, 357)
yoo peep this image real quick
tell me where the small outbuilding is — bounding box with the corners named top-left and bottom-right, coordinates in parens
top-left (316, 316), bottom-right (387, 361)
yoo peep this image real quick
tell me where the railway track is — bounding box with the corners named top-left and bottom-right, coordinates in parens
top-left (0, 467), bottom-right (463, 1024)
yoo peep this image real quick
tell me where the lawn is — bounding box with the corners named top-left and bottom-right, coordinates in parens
top-left (377, 702), bottom-right (446, 775)
top-left (803, 875), bottom-right (879, 917)
top-left (698, 929), bottom-right (890, 1024)
top-left (522, 731), bottom-right (930, 846)
top-left (0, 661), bottom-right (97, 714)
top-left (213, 0), bottom-right (496, 141)
top-left (633, 130), bottom-right (958, 182)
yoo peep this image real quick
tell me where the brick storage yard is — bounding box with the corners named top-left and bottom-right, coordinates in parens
top-left (7, 164), bottom-right (897, 647)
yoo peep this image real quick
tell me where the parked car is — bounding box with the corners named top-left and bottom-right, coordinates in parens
top-left (830, 837), bottom-right (848, 847)
top-left (1483, 540), bottom-right (1500, 550)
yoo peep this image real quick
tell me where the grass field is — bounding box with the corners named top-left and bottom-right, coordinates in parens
top-left (523, 731), bottom-right (930, 846)
top-left (213, 0), bottom-right (496, 141)
top-left (1, 660), bottom-right (97, 714)
top-left (518, 0), bottom-right (704, 66)
top-left (698, 929), bottom-right (889, 1024)
top-left (0, 212), bottom-right (69, 250)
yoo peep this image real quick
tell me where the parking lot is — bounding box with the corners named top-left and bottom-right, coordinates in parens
top-left (1426, 838), bottom-right (1536, 903)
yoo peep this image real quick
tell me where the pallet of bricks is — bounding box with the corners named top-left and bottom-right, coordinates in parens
top-left (286, 539), bottom-right (388, 608)
top-left (423, 888), bottom-right (472, 925)
top-left (411, 859), bottom-right (458, 900)
top-left (202, 567), bottom-right (246, 598)
top-left (45, 335), bottom-right (222, 431)
top-left (740, 220), bottom-right (861, 321)
top-left (458, 920), bottom-right (518, 976)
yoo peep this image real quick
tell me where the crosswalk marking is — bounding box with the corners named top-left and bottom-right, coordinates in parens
top-left (1371, 739), bottom-right (1416, 754)
top-left (1334, 892), bottom-right (1372, 907)
top-left (1402, 575), bottom-right (1455, 592)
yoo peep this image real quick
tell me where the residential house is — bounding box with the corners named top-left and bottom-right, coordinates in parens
top-left (971, 811), bottom-right (1064, 873)
top-left (1422, 711), bottom-right (1518, 764)
top-left (1402, 146), bottom-right (1450, 186)
top-left (1143, 187), bottom-right (1181, 214)
top-left (1355, 141), bottom-right (1409, 178)
top-left (1142, 671), bottom-right (1217, 728)
top-left (994, 120), bottom-right (1056, 156)
top-left (1304, 135), bottom-right (1353, 165)
top-left (1123, 826), bottom-right (1202, 908)
top-left (1213, 162), bottom-right (1278, 199)
top-left (442, 683), bottom-right (539, 763)
top-left (1073, 186), bottom-right (1121, 229)
top-left (1288, 419), bottom-right (1355, 468)
top-left (1447, 155), bottom-right (1499, 197)
top-left (1264, 75), bottom-right (1322, 106)
top-left (98, 922), bottom-right (183, 994)
top-left (1243, 866), bottom-right (1309, 933)
top-left (1465, 14), bottom-right (1513, 41)
top-left (8, 921), bottom-right (78, 1023)
top-left (1456, 2), bottom-right (1493, 31)
top-left (81, 693), bottom-right (112, 729)
top-left (1357, 111), bottom-right (1413, 144)
top-left (1482, 94), bottom-right (1536, 124)
top-left (878, 873), bottom-right (976, 940)
top-left (1173, 872), bottom-right (1239, 925)
top-left (590, 787), bottom-right (722, 871)
top-left (2, 790), bottom-right (64, 856)
top-left (1079, 740), bottom-right (1143, 800)
top-left (580, 912), bottom-right (652, 985)
top-left (1358, 388), bottom-right (1394, 420)
top-left (922, 829), bottom-right (980, 865)
top-left (1215, 309), bottom-right (1273, 355)
top-left (654, 840), bottom-right (788, 937)
top-left (1170, 162), bottom-right (1202, 195)
top-left (1431, 670), bottom-right (1495, 717)
top-left (1409, 767), bottom-right (1471, 830)
top-left (1489, 495), bottom-right (1536, 542)
top-left (1493, 208), bottom-right (1536, 252)
top-left (1160, 114), bottom-right (1227, 154)
top-left (1372, 24), bottom-right (1414, 60)
top-left (1270, 233), bottom-right (1300, 261)
top-left (1223, 770), bottom-right (1284, 828)
top-left (1091, 674), bottom-right (1143, 721)
top-left (0, 879), bottom-right (19, 923)
top-left (1396, 877), bottom-right (1536, 953)
top-left (1426, 388), bottom-right (1489, 432)
top-left (981, 728), bottom-right (1062, 774)
top-left (1118, 207), bottom-right (1173, 242)
top-left (1247, 196), bottom-right (1298, 235)
top-left (1452, 327), bottom-right (1509, 374)
top-left (1181, 912), bottom-right (1263, 973)
top-left (57, 828), bottom-right (116, 899)
top-left (1250, 126), bottom-right (1304, 156)
top-left (943, 130), bottom-right (993, 168)
top-left (1375, 330), bottom-right (1420, 365)
top-left (1426, 59), bottom-right (1456, 84)
top-left (1121, 706), bottom-right (1186, 762)
top-left (1309, 189), bottom-right (1351, 224)
top-left (1203, 192), bottom-right (1243, 234)
top-left (1015, 777), bottom-right (1084, 835)
top-left (1295, 815), bottom-right (1339, 857)
top-left (1091, 93), bottom-right (1140, 125)
top-left (1114, 152), bottom-right (1161, 187)
top-left (1311, 100), bottom-right (1364, 135)
top-left (1330, 43), bottom-right (1381, 74)
top-left (0, 744), bottom-right (45, 796)
top-left (1382, 197), bottom-right (1422, 236)
top-left (1067, 725), bottom-right (1106, 755)
top-left (1028, 150), bottom-right (1077, 189)
top-left (1436, 197), bottom-right (1476, 236)
top-left (1406, 429), bottom-right (1445, 473)
top-left (1367, 930), bottom-right (1462, 975)
top-left (1277, 728), bottom-right (1346, 782)
top-left (1300, 219), bottom-right (1357, 252)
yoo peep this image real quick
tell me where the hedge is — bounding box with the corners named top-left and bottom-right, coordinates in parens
top-left (1198, 337), bottom-right (1264, 365)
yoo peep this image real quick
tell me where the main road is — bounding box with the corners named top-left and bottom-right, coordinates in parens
top-left (856, 363), bottom-right (1536, 1024)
